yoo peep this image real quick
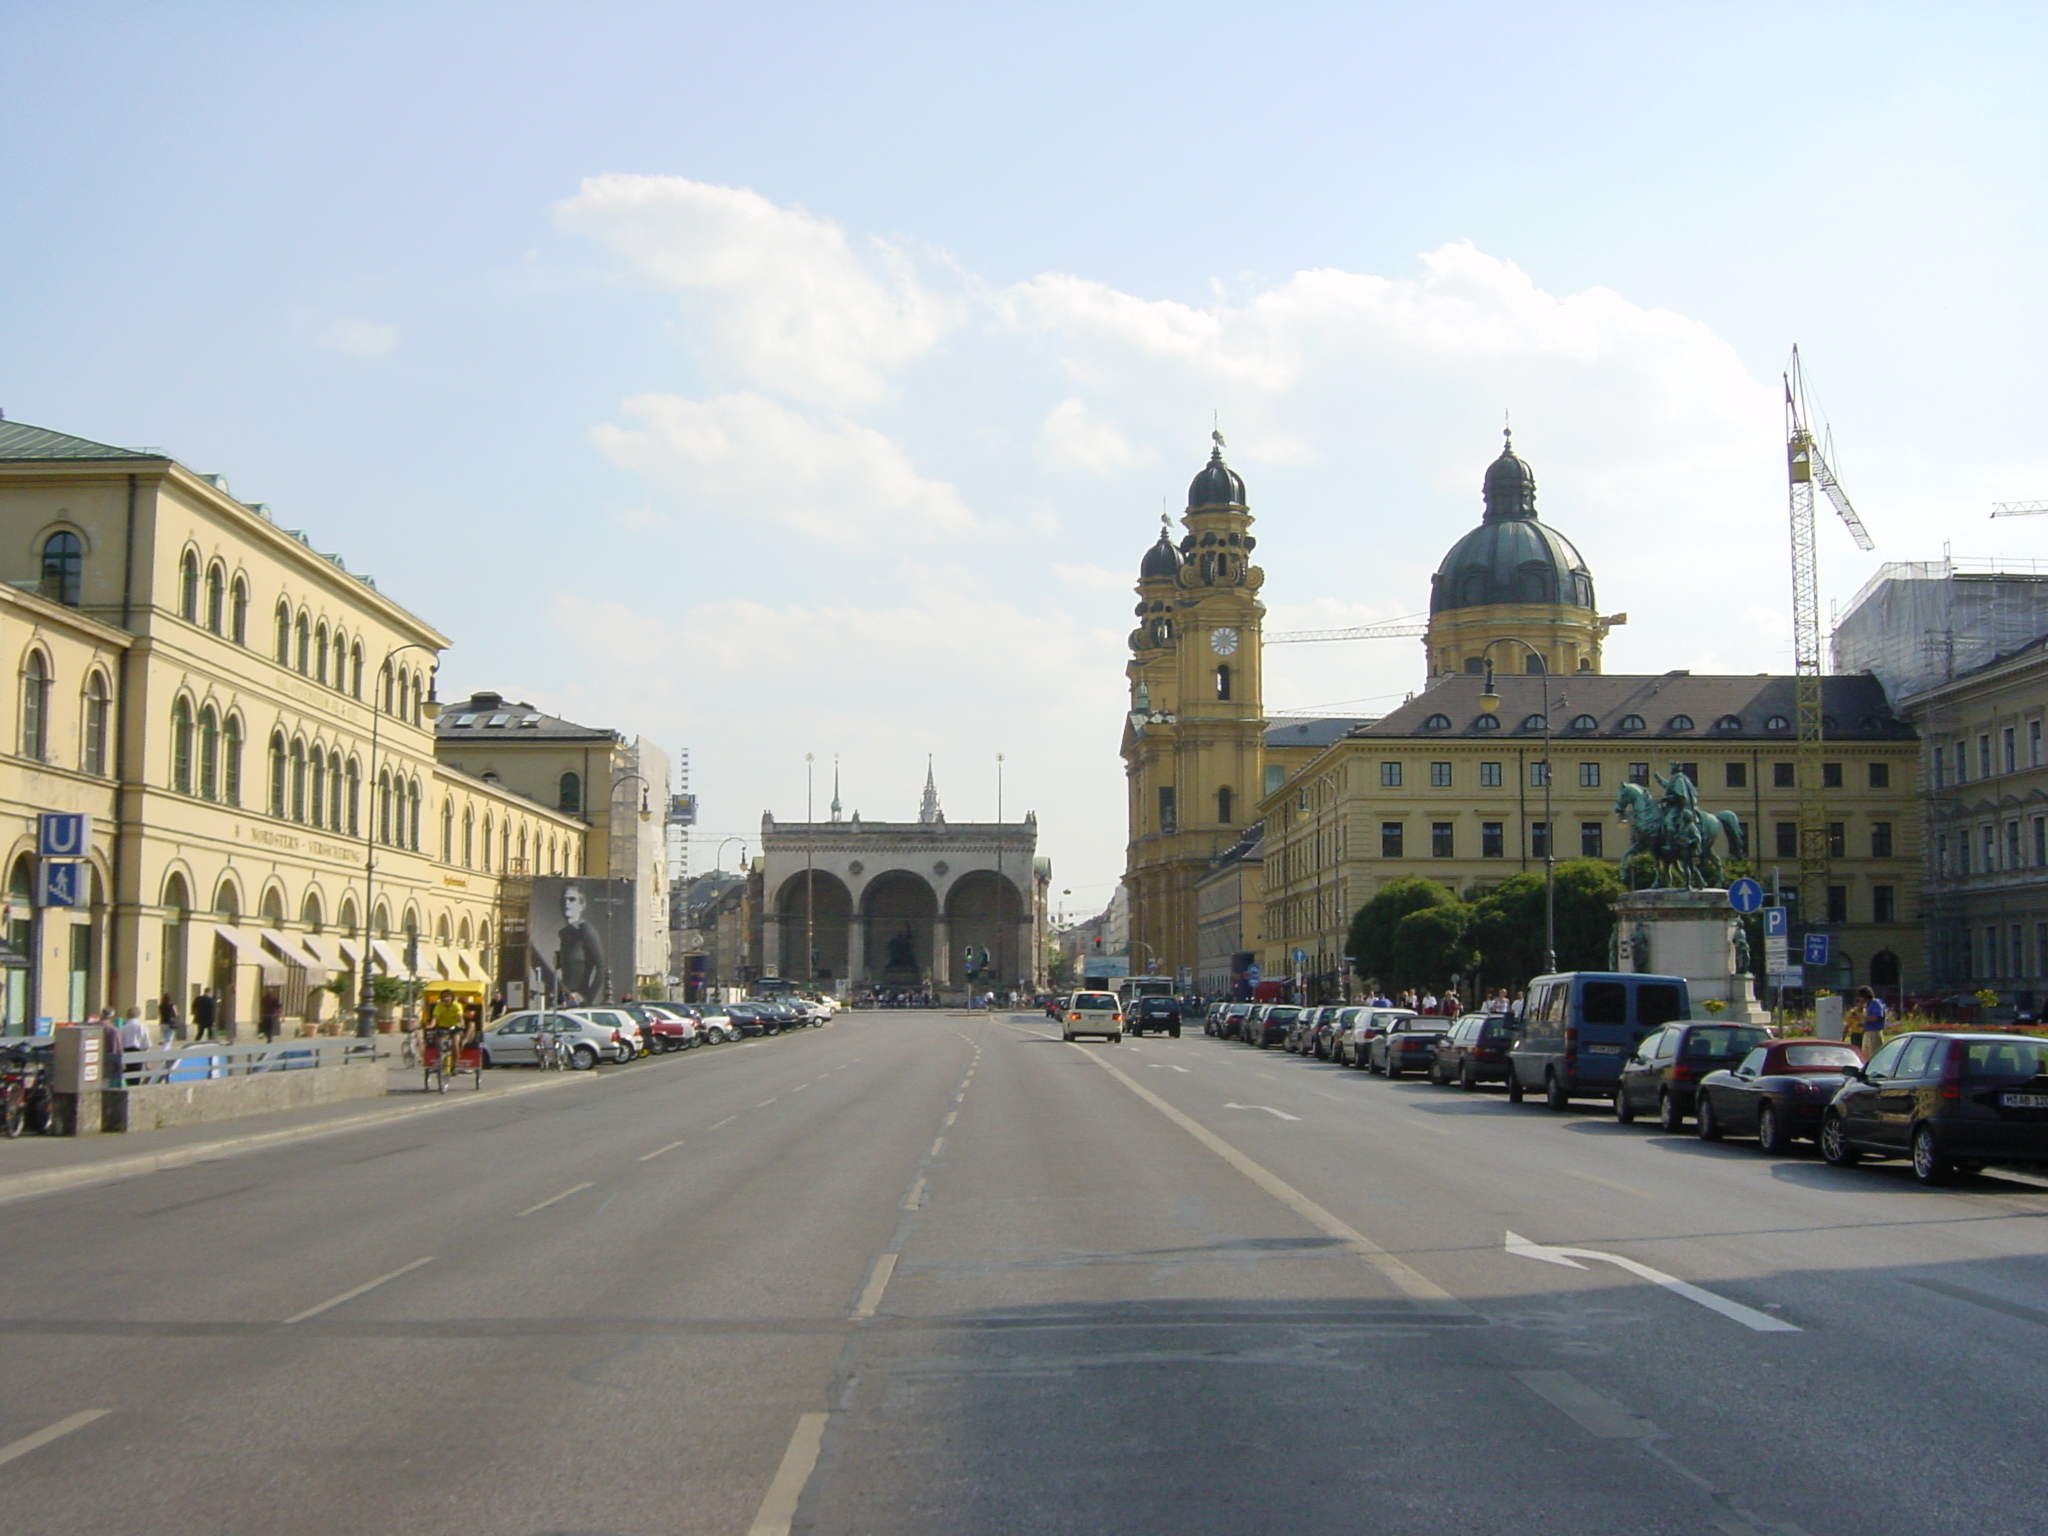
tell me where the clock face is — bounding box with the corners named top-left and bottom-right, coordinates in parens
top-left (1210, 626), bottom-right (1240, 656)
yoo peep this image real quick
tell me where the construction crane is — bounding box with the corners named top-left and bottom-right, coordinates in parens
top-left (1990, 501), bottom-right (2048, 518)
top-left (1266, 617), bottom-right (1429, 645)
top-left (1785, 346), bottom-right (1875, 928)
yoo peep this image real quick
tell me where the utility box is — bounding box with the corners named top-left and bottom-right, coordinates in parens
top-left (49, 1025), bottom-right (107, 1135)
top-left (1814, 995), bottom-right (1846, 1042)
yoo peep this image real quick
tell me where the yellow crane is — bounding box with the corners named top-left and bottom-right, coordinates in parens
top-left (1784, 347), bottom-right (1875, 924)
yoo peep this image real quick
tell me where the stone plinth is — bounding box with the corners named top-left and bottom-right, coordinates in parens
top-left (1615, 888), bottom-right (1767, 1024)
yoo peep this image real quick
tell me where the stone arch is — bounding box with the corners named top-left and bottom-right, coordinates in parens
top-left (775, 870), bottom-right (853, 983)
top-left (943, 870), bottom-right (1029, 986)
top-left (259, 883), bottom-right (287, 926)
top-left (861, 870), bottom-right (939, 982)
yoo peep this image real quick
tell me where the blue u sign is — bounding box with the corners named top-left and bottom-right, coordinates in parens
top-left (38, 812), bottom-right (90, 859)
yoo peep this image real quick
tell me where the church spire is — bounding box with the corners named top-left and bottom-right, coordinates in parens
top-left (830, 755), bottom-right (842, 822)
top-left (919, 757), bottom-right (944, 824)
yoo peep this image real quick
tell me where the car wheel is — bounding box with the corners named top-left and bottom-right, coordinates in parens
top-left (1544, 1072), bottom-right (1570, 1112)
top-left (571, 1044), bottom-right (599, 1071)
top-left (1696, 1095), bottom-right (1723, 1141)
top-left (1911, 1125), bottom-right (1954, 1185)
top-left (1170, 1026), bottom-right (1181, 1038)
top-left (1385, 1058), bottom-right (1402, 1080)
top-left (1613, 1089), bottom-right (1636, 1124)
top-left (1756, 1102), bottom-right (1789, 1155)
top-left (1658, 1091), bottom-right (1684, 1133)
top-left (1819, 1112), bottom-right (1859, 1166)
top-left (1110, 1032), bottom-right (1123, 1044)
top-left (479, 1049), bottom-right (494, 1070)
top-left (1506, 1069), bottom-right (1525, 1104)
top-left (1459, 1062), bottom-right (1477, 1092)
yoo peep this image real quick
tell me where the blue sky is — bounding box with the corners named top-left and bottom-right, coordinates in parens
top-left (6, 2), bottom-right (2046, 911)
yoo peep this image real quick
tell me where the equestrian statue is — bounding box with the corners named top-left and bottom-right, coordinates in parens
top-left (1613, 764), bottom-right (1746, 889)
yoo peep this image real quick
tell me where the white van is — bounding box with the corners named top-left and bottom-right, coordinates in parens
top-left (1061, 991), bottom-right (1124, 1043)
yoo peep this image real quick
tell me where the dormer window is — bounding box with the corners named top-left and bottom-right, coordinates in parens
top-left (1421, 713), bottom-right (1451, 731)
top-left (1568, 714), bottom-right (1598, 732)
top-left (1715, 714), bottom-right (1742, 732)
top-left (1618, 714), bottom-right (1645, 733)
top-left (1666, 714), bottom-right (1695, 732)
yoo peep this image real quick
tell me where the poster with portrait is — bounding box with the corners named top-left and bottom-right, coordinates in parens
top-left (526, 877), bottom-right (637, 1007)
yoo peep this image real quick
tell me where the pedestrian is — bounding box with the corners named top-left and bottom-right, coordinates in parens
top-left (159, 993), bottom-right (183, 1043)
top-left (259, 991), bottom-right (283, 1043)
top-left (1420, 991), bottom-right (1439, 1015)
top-left (191, 988), bottom-right (218, 1042)
top-left (1854, 985), bottom-right (1887, 1055)
top-left (489, 991), bottom-right (506, 1020)
top-left (1441, 990), bottom-right (1462, 1016)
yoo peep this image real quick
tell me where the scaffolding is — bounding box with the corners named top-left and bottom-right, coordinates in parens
top-left (1834, 558), bottom-right (2048, 705)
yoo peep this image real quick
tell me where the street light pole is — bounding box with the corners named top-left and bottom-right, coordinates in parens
top-left (804, 753), bottom-right (815, 991)
top-left (1477, 641), bottom-right (1558, 976)
top-left (358, 643), bottom-right (439, 1039)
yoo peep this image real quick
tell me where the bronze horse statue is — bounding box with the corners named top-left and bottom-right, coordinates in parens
top-left (1614, 767), bottom-right (1746, 889)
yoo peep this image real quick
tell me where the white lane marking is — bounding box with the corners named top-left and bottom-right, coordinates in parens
top-left (1082, 1052), bottom-right (1465, 1313)
top-left (902, 1176), bottom-right (925, 1210)
top-left (516, 1182), bottom-right (595, 1218)
top-left (944, 1111), bottom-right (957, 1127)
top-left (746, 1411), bottom-right (829, 1536)
top-left (1565, 1169), bottom-right (1649, 1198)
top-left (792, 1083), bottom-right (811, 1093)
top-left (283, 1256), bottom-right (434, 1324)
top-left (1147, 1064), bottom-right (1191, 1073)
top-left (851, 1252), bottom-right (898, 1319)
top-left (709, 1116), bottom-right (736, 1129)
top-left (1504, 1232), bottom-right (1800, 1333)
top-left (0, 1409), bottom-right (110, 1468)
top-left (1514, 1371), bottom-right (1665, 1439)
top-left (756, 1099), bottom-right (779, 1107)
top-left (637, 1140), bottom-right (686, 1162)
top-left (1224, 1103), bottom-right (1302, 1121)
top-left (929, 1136), bottom-right (945, 1157)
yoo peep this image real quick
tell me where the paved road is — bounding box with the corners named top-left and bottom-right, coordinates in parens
top-left (4, 1011), bottom-right (2047, 1535)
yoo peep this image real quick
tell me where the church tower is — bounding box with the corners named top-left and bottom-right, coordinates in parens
top-left (1424, 431), bottom-right (1615, 681)
top-left (1121, 433), bottom-right (1267, 982)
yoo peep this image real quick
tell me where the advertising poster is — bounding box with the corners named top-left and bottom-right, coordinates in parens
top-left (527, 877), bottom-right (636, 1007)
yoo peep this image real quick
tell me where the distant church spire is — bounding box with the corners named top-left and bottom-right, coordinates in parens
top-left (919, 757), bottom-right (944, 824)
top-left (830, 756), bottom-right (842, 822)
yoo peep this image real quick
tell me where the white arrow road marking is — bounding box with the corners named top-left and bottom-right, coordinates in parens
top-left (1224, 1103), bottom-right (1302, 1121)
top-left (1505, 1231), bottom-right (1800, 1333)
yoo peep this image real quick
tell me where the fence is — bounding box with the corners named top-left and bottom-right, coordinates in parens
top-left (111, 1038), bottom-right (378, 1090)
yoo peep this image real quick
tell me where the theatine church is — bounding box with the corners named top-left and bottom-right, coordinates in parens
top-left (1121, 432), bottom-right (1925, 1000)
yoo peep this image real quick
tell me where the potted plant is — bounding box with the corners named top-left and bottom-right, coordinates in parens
top-left (371, 975), bottom-right (409, 1031)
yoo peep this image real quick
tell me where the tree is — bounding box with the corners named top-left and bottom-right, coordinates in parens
top-left (1349, 878), bottom-right (1460, 988)
top-left (1388, 902), bottom-right (1474, 991)
top-left (1466, 859), bottom-right (1623, 989)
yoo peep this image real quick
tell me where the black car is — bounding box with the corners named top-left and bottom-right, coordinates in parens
top-left (1130, 996), bottom-right (1183, 1038)
top-left (1694, 1038), bottom-right (1863, 1152)
top-left (1429, 1013), bottom-right (1521, 1089)
top-left (1614, 1021), bottom-right (1773, 1131)
top-left (1246, 1005), bottom-right (1301, 1048)
top-left (1216, 1003), bottom-right (1252, 1041)
top-left (1368, 1014), bottom-right (1453, 1078)
top-left (1308, 1007), bottom-right (1359, 1061)
top-left (1822, 1032), bottom-right (2048, 1182)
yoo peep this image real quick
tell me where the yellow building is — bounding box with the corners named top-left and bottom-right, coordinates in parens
top-left (0, 418), bottom-right (584, 1035)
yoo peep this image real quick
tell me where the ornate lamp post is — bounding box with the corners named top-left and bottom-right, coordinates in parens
top-left (358, 643), bottom-right (440, 1038)
top-left (1476, 640), bottom-right (1558, 976)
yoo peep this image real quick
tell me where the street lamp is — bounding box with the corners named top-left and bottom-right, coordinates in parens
top-left (715, 836), bottom-right (746, 873)
top-left (358, 643), bottom-right (440, 1038)
top-left (1476, 640), bottom-right (1558, 975)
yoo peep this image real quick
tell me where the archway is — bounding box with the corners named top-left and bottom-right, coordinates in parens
top-left (944, 870), bottom-right (1028, 989)
top-left (862, 872), bottom-right (938, 986)
top-left (776, 870), bottom-right (852, 984)
top-left (1870, 950), bottom-right (1901, 989)
top-left (161, 872), bottom-right (193, 1014)
top-left (5, 856), bottom-right (33, 1033)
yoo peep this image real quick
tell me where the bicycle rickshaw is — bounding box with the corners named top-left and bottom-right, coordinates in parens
top-left (419, 979), bottom-right (486, 1093)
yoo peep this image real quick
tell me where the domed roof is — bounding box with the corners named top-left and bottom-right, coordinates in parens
top-left (1187, 432), bottom-right (1246, 509)
top-left (1139, 523), bottom-right (1184, 581)
top-left (1430, 433), bottom-right (1596, 614)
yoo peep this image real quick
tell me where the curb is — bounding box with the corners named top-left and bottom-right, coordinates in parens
top-left (0, 1069), bottom-right (598, 1208)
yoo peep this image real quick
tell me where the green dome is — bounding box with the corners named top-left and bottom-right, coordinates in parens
top-left (1429, 433), bottom-right (1595, 614)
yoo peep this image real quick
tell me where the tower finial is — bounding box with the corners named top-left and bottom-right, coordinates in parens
top-left (830, 755), bottom-right (842, 822)
top-left (919, 756), bottom-right (943, 824)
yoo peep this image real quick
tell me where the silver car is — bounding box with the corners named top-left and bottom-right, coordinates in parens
top-left (479, 1011), bottom-right (621, 1070)
top-left (564, 1006), bottom-right (646, 1060)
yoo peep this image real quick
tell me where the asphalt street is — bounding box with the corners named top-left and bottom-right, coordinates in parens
top-left (4, 1010), bottom-right (2047, 1536)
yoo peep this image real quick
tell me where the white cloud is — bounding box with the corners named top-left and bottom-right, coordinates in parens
top-left (557, 174), bottom-right (960, 410)
top-left (1053, 562), bottom-right (1125, 593)
top-left (294, 310), bottom-right (399, 358)
top-left (589, 391), bottom-right (976, 543)
top-left (1036, 398), bottom-right (1154, 475)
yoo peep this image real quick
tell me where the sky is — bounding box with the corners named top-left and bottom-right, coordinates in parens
top-left (6, 1), bottom-right (2047, 914)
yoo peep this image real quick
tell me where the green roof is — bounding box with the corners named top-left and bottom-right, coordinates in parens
top-left (0, 419), bottom-right (161, 462)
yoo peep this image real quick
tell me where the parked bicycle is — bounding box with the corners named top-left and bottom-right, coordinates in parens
top-left (1, 1042), bottom-right (56, 1138)
top-left (533, 1023), bottom-right (569, 1072)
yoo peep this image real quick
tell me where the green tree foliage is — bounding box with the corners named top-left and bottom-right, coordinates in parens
top-left (1389, 902), bottom-right (1474, 990)
top-left (1348, 877), bottom-right (1460, 986)
top-left (1465, 859), bottom-right (1623, 988)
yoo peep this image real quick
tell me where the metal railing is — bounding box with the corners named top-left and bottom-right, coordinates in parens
top-left (111, 1039), bottom-right (378, 1089)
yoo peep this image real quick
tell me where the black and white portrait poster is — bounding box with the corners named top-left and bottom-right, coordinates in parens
top-left (527, 877), bottom-right (636, 1007)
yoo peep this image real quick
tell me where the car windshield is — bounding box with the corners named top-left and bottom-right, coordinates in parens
top-left (1782, 1043), bottom-right (1862, 1070)
top-left (1267, 1007), bottom-right (1300, 1022)
top-left (1683, 1026), bottom-right (1772, 1060)
top-left (1960, 1040), bottom-right (2048, 1082)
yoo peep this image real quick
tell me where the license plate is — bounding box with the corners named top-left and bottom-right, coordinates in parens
top-left (2002, 1093), bottom-right (2048, 1108)
top-left (1585, 1043), bottom-right (1622, 1055)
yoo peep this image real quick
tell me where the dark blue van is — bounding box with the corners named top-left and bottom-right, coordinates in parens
top-left (1506, 972), bottom-right (1689, 1111)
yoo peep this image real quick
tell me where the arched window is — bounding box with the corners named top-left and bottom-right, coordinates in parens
top-left (517, 826), bottom-right (528, 871)
top-left (558, 771), bottom-right (582, 813)
top-left (442, 802), bottom-right (454, 862)
top-left (380, 663), bottom-right (394, 715)
top-left (1764, 714), bottom-right (1790, 731)
top-left (1568, 714), bottom-right (1599, 732)
top-left (1421, 714), bottom-right (1451, 731)
top-left (462, 810), bottom-right (474, 868)
top-left (501, 822), bottom-right (510, 871)
top-left (223, 716), bottom-right (244, 806)
top-left (479, 920), bottom-right (492, 955)
top-left (409, 778), bottom-right (423, 850)
top-left (458, 917), bottom-right (472, 947)
top-left (302, 892), bottom-right (324, 932)
top-left (230, 577), bottom-right (249, 644)
top-left (1520, 714), bottom-right (1548, 732)
top-left (294, 614), bottom-right (311, 675)
top-left (197, 705), bottom-right (220, 800)
top-left (170, 696), bottom-right (194, 792)
top-left (1216, 663), bottom-right (1232, 701)
top-left (268, 732), bottom-right (288, 817)
top-left (1666, 714), bottom-right (1695, 733)
top-left (179, 549), bottom-right (200, 622)
top-left (1714, 714), bottom-right (1743, 732)
top-left (289, 739), bottom-right (307, 822)
top-left (1217, 786), bottom-right (1234, 823)
top-left (344, 758), bottom-right (361, 836)
top-left (205, 563), bottom-right (225, 633)
top-left (314, 622), bottom-right (329, 685)
top-left (1524, 653), bottom-right (1546, 675)
top-left (81, 672), bottom-right (109, 776)
top-left (1618, 714), bottom-right (1645, 733)
top-left (349, 643), bottom-right (363, 699)
top-left (482, 816), bottom-right (495, 872)
top-left (40, 532), bottom-right (83, 607)
top-left (378, 770), bottom-right (394, 845)
top-left (1471, 713), bottom-right (1501, 732)
top-left (274, 602), bottom-right (292, 663)
top-left (328, 752), bottom-right (344, 831)
top-left (331, 630), bottom-right (347, 690)
top-left (309, 748), bottom-right (326, 828)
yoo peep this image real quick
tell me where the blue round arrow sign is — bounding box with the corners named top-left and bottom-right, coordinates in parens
top-left (1727, 878), bottom-right (1765, 914)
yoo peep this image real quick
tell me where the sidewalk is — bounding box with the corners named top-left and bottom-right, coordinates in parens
top-left (0, 1058), bottom-right (597, 1206)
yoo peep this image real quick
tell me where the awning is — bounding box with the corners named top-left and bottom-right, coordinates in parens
top-left (213, 926), bottom-right (286, 984)
top-left (260, 929), bottom-right (332, 981)
top-left (428, 945), bottom-right (457, 980)
top-left (336, 935), bottom-right (364, 965)
top-left (453, 950), bottom-right (483, 981)
top-left (302, 933), bottom-right (351, 971)
top-left (369, 938), bottom-right (410, 976)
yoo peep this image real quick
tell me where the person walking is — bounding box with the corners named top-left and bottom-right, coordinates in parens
top-left (159, 993), bottom-right (183, 1043)
top-left (191, 988), bottom-right (218, 1043)
top-left (259, 991), bottom-right (283, 1043)
top-left (1855, 986), bottom-right (1887, 1055)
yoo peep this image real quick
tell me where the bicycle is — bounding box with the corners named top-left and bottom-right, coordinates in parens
top-left (400, 1025), bottom-right (423, 1070)
top-left (533, 1026), bottom-right (568, 1072)
top-left (422, 1026), bottom-right (460, 1094)
top-left (1, 1044), bottom-right (53, 1137)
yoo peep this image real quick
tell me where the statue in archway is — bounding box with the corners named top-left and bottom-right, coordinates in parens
top-left (885, 923), bottom-right (916, 970)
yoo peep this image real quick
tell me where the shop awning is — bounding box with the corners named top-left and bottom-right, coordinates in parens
top-left (453, 950), bottom-right (483, 981)
top-left (302, 933), bottom-right (351, 971)
top-left (213, 926), bottom-right (287, 984)
top-left (260, 929), bottom-right (332, 981)
top-left (369, 938), bottom-right (410, 975)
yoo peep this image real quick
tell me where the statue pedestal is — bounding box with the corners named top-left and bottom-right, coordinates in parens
top-left (1615, 889), bottom-right (1767, 1024)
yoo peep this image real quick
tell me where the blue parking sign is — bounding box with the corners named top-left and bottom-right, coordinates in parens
top-left (1803, 933), bottom-right (1832, 967)
top-left (1763, 907), bottom-right (1789, 938)
top-left (37, 860), bottom-right (82, 908)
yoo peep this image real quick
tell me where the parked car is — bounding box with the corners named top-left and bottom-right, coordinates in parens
top-left (620, 1002), bottom-right (697, 1052)
top-left (1247, 1004), bottom-right (1301, 1049)
top-left (1337, 1008), bottom-right (1417, 1068)
top-left (1694, 1038), bottom-right (1865, 1152)
top-left (1217, 1003), bottom-right (1253, 1041)
top-left (1310, 1006), bottom-right (1361, 1061)
top-left (1506, 972), bottom-right (1689, 1110)
top-left (1284, 1007), bottom-right (1322, 1054)
top-left (726, 1003), bottom-right (776, 1037)
top-left (1614, 1021), bottom-right (1774, 1130)
top-left (1822, 1032), bottom-right (2048, 1182)
top-left (1368, 1013), bottom-right (1454, 1078)
top-left (560, 1007), bottom-right (643, 1062)
top-left (696, 1007), bottom-right (738, 1043)
top-left (1061, 990), bottom-right (1124, 1042)
top-left (1429, 1013), bottom-right (1521, 1089)
top-left (480, 1011), bottom-right (623, 1070)
top-left (1130, 996), bottom-right (1184, 1038)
